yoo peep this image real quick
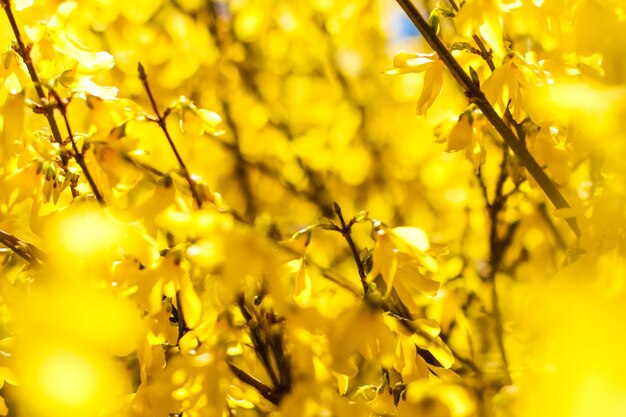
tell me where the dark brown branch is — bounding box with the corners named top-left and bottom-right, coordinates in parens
top-left (1, 0), bottom-right (95, 200)
top-left (280, 224), bottom-right (481, 374)
top-left (448, 0), bottom-right (530, 145)
top-left (174, 292), bottom-right (189, 342)
top-left (479, 147), bottom-right (515, 385)
top-left (387, 303), bottom-right (482, 375)
top-left (237, 296), bottom-right (281, 390)
top-left (219, 100), bottom-right (257, 220)
top-left (394, 0), bottom-right (580, 237)
top-left (0, 229), bottom-right (45, 265)
top-left (0, 0), bottom-right (65, 161)
top-left (201, 135), bottom-right (332, 214)
top-left (206, 8), bottom-right (333, 217)
top-left (333, 202), bottom-right (368, 294)
top-left (48, 90), bottom-right (104, 205)
top-left (137, 63), bottom-right (204, 209)
top-left (537, 202), bottom-right (567, 250)
top-left (228, 362), bottom-right (281, 406)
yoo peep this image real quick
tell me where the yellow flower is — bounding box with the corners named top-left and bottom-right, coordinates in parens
top-left (367, 222), bottom-right (444, 300)
top-left (384, 51), bottom-right (445, 115)
top-left (482, 52), bottom-right (549, 121)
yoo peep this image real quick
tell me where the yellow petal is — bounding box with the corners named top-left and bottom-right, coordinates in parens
top-left (337, 374), bottom-right (350, 395)
top-left (410, 331), bottom-right (454, 369)
top-left (179, 280), bottom-right (202, 329)
top-left (392, 227), bottom-right (430, 252)
top-left (197, 109), bottom-right (225, 136)
top-left (368, 231), bottom-right (398, 296)
top-left (0, 396), bottom-right (6, 416)
top-left (0, 367), bottom-right (17, 386)
top-left (293, 259), bottom-right (311, 301)
top-left (15, 0), bottom-right (34, 10)
top-left (481, 62), bottom-right (510, 110)
top-left (180, 108), bottom-right (205, 136)
top-left (328, 304), bottom-right (375, 368)
top-left (446, 114), bottom-right (473, 152)
top-left (416, 60), bottom-right (444, 115)
top-left (479, 6), bottom-right (505, 58)
top-left (395, 259), bottom-right (440, 297)
top-left (384, 51), bottom-right (437, 75)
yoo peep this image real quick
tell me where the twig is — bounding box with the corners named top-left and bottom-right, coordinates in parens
top-left (137, 62), bottom-right (204, 209)
top-left (227, 362), bottom-right (281, 405)
top-left (386, 302), bottom-right (482, 374)
top-left (447, 0), bottom-right (530, 144)
top-left (0, 229), bottom-right (45, 265)
top-left (206, 7), bottom-right (333, 217)
top-left (203, 135), bottom-right (333, 214)
top-left (281, 220), bottom-right (482, 374)
top-left (537, 202), bottom-right (567, 250)
top-left (174, 292), bottom-right (189, 342)
top-left (0, 0), bottom-right (66, 161)
top-left (394, 0), bottom-right (580, 237)
top-left (479, 147), bottom-right (514, 385)
top-left (333, 202), bottom-right (368, 294)
top-left (48, 90), bottom-right (104, 205)
top-left (237, 296), bottom-right (282, 391)
top-left (219, 100), bottom-right (257, 220)
top-left (121, 153), bottom-right (248, 226)
top-left (1, 0), bottom-right (93, 200)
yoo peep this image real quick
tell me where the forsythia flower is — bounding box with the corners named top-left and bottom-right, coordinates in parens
top-left (481, 52), bottom-right (550, 121)
top-left (384, 51), bottom-right (445, 115)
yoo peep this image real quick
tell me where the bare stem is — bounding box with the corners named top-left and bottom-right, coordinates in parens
top-left (219, 100), bottom-right (257, 220)
top-left (537, 202), bottom-right (567, 250)
top-left (137, 62), bottom-right (204, 209)
top-left (48, 90), bottom-right (104, 205)
top-left (237, 296), bottom-right (281, 390)
top-left (0, 0), bottom-right (65, 161)
top-left (394, 0), bottom-right (580, 237)
top-left (333, 202), bottom-right (368, 294)
top-left (477, 148), bottom-right (514, 385)
top-left (1, 1), bottom-right (106, 201)
top-left (235, 295), bottom-right (291, 403)
top-left (174, 292), bottom-right (189, 341)
top-left (0, 229), bottom-right (45, 265)
top-left (206, 4), bottom-right (333, 217)
top-left (228, 362), bottom-right (281, 405)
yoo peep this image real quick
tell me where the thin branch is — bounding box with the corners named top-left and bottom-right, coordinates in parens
top-left (387, 302), bottom-right (482, 375)
top-left (476, 168), bottom-right (491, 209)
top-left (174, 292), bottom-right (189, 342)
top-left (228, 362), bottom-right (281, 406)
top-left (48, 90), bottom-right (105, 205)
top-left (537, 202), bottom-right (567, 251)
top-left (0, 229), bottom-right (45, 265)
top-left (0, 0), bottom-right (66, 162)
top-left (279, 221), bottom-right (482, 375)
top-left (201, 134), bottom-right (333, 214)
top-left (394, 0), bottom-right (580, 237)
top-left (447, 0), bottom-right (530, 145)
top-left (487, 251), bottom-right (513, 386)
top-left (120, 153), bottom-right (250, 226)
top-left (333, 202), bottom-right (368, 294)
top-left (234, 295), bottom-right (293, 404)
top-left (206, 7), bottom-right (334, 217)
top-left (480, 147), bottom-right (515, 385)
top-left (219, 100), bottom-right (258, 220)
top-left (137, 62), bottom-right (204, 209)
top-left (237, 296), bottom-right (281, 390)
top-left (1, 0), bottom-right (91, 200)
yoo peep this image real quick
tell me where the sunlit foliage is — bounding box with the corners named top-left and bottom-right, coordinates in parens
top-left (0, 0), bottom-right (624, 416)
